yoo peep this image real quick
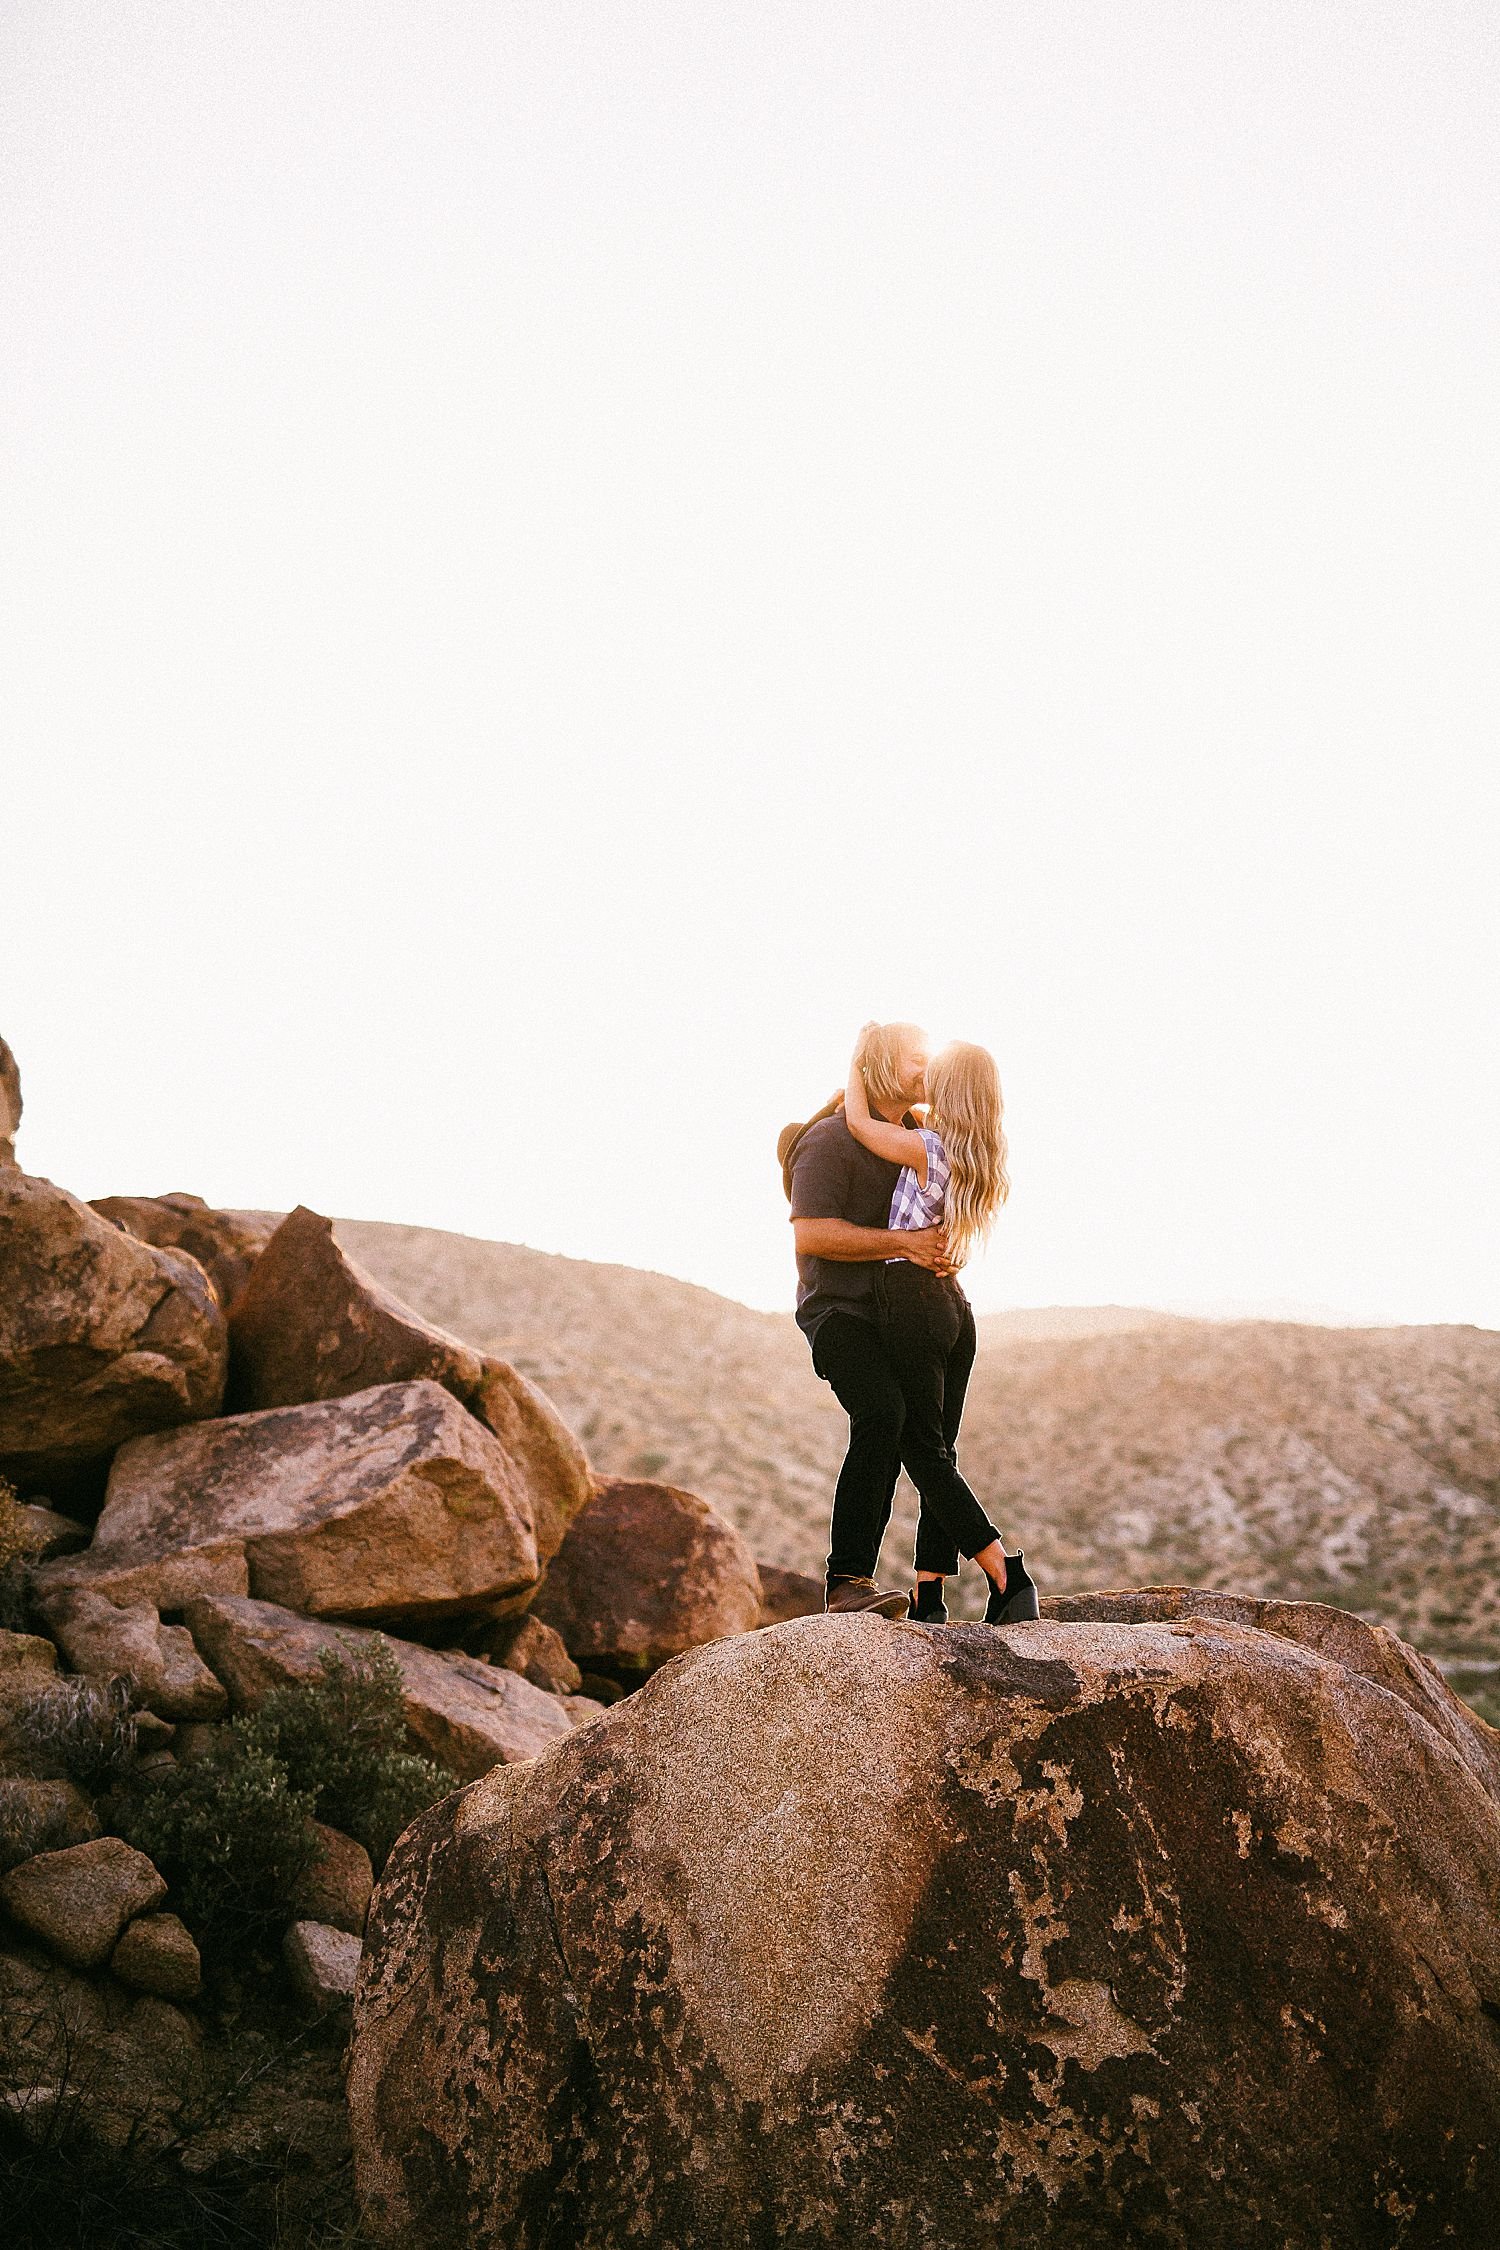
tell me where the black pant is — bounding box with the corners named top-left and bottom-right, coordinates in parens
top-left (810, 1283), bottom-right (999, 1583)
top-left (880, 1263), bottom-right (999, 1575)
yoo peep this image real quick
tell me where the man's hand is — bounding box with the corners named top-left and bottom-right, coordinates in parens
top-left (898, 1227), bottom-right (952, 1274)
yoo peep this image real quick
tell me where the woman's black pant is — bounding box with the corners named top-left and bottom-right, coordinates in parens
top-left (880, 1263), bottom-right (1000, 1575)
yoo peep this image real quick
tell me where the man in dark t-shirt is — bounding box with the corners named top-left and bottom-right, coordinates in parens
top-left (788, 1022), bottom-right (950, 1615)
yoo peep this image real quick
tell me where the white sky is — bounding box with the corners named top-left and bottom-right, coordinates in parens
top-left (4, 3), bottom-right (1498, 1328)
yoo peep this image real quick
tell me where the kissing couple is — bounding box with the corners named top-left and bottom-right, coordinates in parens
top-left (781, 1022), bottom-right (1039, 1627)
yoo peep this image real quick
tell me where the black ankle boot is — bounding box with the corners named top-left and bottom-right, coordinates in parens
top-left (908, 1579), bottom-right (948, 1624)
top-left (984, 1551), bottom-right (1040, 1625)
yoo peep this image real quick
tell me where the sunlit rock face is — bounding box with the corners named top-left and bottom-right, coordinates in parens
top-left (0, 1169), bottom-right (228, 1496)
top-left (90, 1192), bottom-right (280, 1312)
top-left (228, 1205), bottom-right (591, 1566)
top-left (348, 1604), bottom-right (1500, 2250)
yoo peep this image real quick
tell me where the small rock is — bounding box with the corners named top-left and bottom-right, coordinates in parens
top-left (482, 1613), bottom-right (582, 1695)
top-left (0, 1836), bottom-right (167, 1970)
top-left (34, 1586), bottom-right (227, 1721)
top-left (110, 1912), bottom-right (202, 2002)
top-left (171, 1720), bottom-right (223, 1764)
top-left (290, 1821), bottom-right (373, 1936)
top-left (755, 1563), bottom-right (824, 1627)
top-left (284, 1918), bottom-right (361, 2012)
top-left (16, 1504), bottom-right (90, 1560)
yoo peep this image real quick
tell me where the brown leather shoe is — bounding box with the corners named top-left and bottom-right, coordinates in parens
top-left (824, 1576), bottom-right (911, 1619)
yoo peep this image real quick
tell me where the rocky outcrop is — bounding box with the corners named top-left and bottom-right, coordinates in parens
top-left (530, 1475), bottom-right (763, 1673)
top-left (349, 1609), bottom-right (1500, 2250)
top-left (32, 1585), bottom-right (228, 1721)
top-left (91, 1193), bottom-right (280, 1311)
top-left (0, 1035), bottom-right (19, 1166)
top-left (0, 1171), bottom-right (228, 1496)
top-left (92, 1379), bottom-right (541, 1625)
top-left (0, 1836), bottom-right (168, 1971)
top-left (228, 1207), bottom-right (590, 1563)
top-left (183, 1595), bottom-right (595, 1780)
top-left (0, 1940), bottom-right (204, 2151)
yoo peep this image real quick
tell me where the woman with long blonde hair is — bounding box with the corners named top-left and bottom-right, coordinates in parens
top-left (843, 1026), bottom-right (1039, 1625)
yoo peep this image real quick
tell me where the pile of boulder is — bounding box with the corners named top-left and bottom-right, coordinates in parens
top-left (7, 1036), bottom-right (1500, 2247)
top-left (0, 1040), bottom-right (774, 2174)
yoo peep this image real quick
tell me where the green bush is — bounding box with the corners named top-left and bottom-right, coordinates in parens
top-left (11, 1675), bottom-right (140, 1790)
top-left (239, 1638), bottom-right (457, 1869)
top-left (117, 1730), bottom-right (318, 1952)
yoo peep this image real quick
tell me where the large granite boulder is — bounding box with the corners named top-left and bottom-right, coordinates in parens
top-left (1041, 1583), bottom-right (1500, 1800)
top-left (0, 1034), bottom-right (19, 1166)
top-left (91, 1193), bottom-right (280, 1311)
top-left (90, 1379), bottom-right (540, 1625)
top-left (349, 1605), bottom-right (1500, 2250)
top-left (530, 1475), bottom-right (763, 1673)
top-left (0, 1170), bottom-right (228, 1497)
top-left (183, 1595), bottom-right (596, 1780)
top-left (227, 1206), bottom-right (590, 1563)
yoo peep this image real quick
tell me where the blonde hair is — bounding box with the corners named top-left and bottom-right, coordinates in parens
top-left (925, 1042), bottom-right (1010, 1268)
top-left (856, 1021), bottom-right (926, 1114)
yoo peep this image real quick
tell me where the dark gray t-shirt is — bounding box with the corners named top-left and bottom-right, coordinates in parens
top-left (789, 1111), bottom-right (904, 1340)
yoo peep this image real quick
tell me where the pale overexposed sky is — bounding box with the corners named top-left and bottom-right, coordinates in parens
top-left (4, 3), bottom-right (1498, 1326)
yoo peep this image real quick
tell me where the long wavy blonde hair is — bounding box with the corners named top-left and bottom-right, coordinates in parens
top-left (926, 1042), bottom-right (1010, 1268)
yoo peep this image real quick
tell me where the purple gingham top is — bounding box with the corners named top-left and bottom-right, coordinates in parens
top-left (886, 1127), bottom-right (949, 1254)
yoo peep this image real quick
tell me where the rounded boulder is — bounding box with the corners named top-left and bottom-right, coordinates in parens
top-left (529, 1474), bottom-right (762, 1674)
top-left (349, 1607), bottom-right (1500, 2249)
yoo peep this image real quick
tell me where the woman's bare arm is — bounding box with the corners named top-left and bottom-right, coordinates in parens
top-left (793, 1217), bottom-right (950, 1271)
top-left (844, 1046), bottom-right (928, 1182)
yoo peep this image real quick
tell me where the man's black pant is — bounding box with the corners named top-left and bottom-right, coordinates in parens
top-left (810, 1281), bottom-right (999, 1583)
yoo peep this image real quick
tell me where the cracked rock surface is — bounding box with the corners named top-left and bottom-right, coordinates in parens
top-left (348, 1605), bottom-right (1500, 2250)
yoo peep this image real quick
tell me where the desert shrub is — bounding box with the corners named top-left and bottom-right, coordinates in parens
top-left (0, 1474), bottom-right (39, 1570)
top-left (117, 1731), bottom-right (318, 1952)
top-left (0, 1777), bottom-right (81, 1872)
top-left (0, 1474), bottom-right (42, 1630)
top-left (12, 1675), bottom-right (140, 1790)
top-left (238, 1639), bottom-right (457, 1869)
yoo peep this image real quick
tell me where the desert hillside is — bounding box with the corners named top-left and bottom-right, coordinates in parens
top-left (338, 1221), bottom-right (1500, 1691)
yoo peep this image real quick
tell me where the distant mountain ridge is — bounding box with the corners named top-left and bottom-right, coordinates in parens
top-left (335, 1220), bottom-right (1500, 1692)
